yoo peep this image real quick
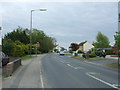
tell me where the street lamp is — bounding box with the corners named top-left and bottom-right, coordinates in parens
top-left (30, 8), bottom-right (47, 56)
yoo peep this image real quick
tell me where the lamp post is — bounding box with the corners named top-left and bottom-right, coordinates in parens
top-left (30, 9), bottom-right (47, 56)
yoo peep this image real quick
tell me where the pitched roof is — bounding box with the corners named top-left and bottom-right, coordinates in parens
top-left (79, 41), bottom-right (87, 46)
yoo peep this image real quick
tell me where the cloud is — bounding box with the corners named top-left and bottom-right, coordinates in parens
top-left (0, 2), bottom-right (118, 48)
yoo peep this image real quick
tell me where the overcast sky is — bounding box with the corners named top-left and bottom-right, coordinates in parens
top-left (0, 2), bottom-right (118, 48)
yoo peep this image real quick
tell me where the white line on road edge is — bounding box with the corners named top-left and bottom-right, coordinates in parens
top-left (40, 61), bottom-right (44, 89)
top-left (86, 72), bottom-right (118, 89)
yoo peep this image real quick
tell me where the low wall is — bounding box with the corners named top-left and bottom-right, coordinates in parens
top-left (3, 59), bottom-right (22, 76)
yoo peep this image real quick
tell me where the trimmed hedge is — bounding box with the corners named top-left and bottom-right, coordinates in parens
top-left (82, 52), bottom-right (96, 58)
top-left (105, 49), bottom-right (114, 55)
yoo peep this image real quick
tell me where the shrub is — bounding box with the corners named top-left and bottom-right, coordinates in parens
top-left (89, 52), bottom-right (96, 58)
top-left (13, 45), bottom-right (24, 57)
top-left (77, 50), bottom-right (83, 53)
top-left (105, 49), bottom-right (114, 55)
top-left (69, 50), bottom-right (73, 53)
top-left (82, 51), bottom-right (96, 58)
top-left (2, 39), bottom-right (15, 56)
top-left (22, 44), bottom-right (30, 55)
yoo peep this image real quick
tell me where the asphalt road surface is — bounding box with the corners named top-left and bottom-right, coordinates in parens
top-left (41, 54), bottom-right (119, 88)
top-left (2, 54), bottom-right (119, 89)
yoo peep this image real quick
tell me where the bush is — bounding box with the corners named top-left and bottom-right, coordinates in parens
top-left (2, 39), bottom-right (15, 56)
top-left (22, 44), bottom-right (30, 55)
top-left (89, 52), bottom-right (96, 58)
top-left (82, 51), bottom-right (96, 58)
top-left (77, 50), bottom-right (83, 53)
top-left (105, 49), bottom-right (114, 55)
top-left (82, 54), bottom-right (87, 58)
top-left (69, 50), bottom-right (73, 53)
top-left (13, 45), bottom-right (24, 57)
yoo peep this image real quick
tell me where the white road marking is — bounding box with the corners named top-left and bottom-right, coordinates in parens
top-left (39, 61), bottom-right (44, 89)
top-left (112, 84), bottom-right (120, 87)
top-left (67, 64), bottom-right (83, 70)
top-left (60, 61), bottom-right (65, 63)
top-left (86, 72), bottom-right (118, 89)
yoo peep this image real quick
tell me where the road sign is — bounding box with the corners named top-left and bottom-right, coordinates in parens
top-left (36, 44), bottom-right (40, 48)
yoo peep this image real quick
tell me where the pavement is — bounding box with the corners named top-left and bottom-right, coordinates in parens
top-left (2, 54), bottom-right (46, 88)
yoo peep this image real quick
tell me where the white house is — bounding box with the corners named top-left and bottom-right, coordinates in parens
top-left (78, 41), bottom-right (94, 53)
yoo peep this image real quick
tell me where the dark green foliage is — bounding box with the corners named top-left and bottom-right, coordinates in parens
top-left (4, 26), bottom-right (30, 44)
top-left (105, 49), bottom-right (114, 55)
top-left (69, 50), bottom-right (73, 53)
top-left (114, 32), bottom-right (120, 49)
top-left (95, 51), bottom-right (106, 58)
top-left (2, 27), bottom-right (57, 56)
top-left (2, 39), bottom-right (15, 56)
top-left (82, 52), bottom-right (96, 58)
top-left (77, 50), bottom-right (83, 53)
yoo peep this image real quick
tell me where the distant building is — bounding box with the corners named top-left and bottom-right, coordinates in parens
top-left (78, 41), bottom-right (94, 53)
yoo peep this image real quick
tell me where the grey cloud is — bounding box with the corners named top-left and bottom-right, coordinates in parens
top-left (0, 2), bottom-right (118, 48)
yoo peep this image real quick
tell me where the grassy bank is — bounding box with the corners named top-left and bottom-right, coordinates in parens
top-left (20, 55), bottom-right (37, 60)
top-left (72, 55), bottom-right (107, 61)
top-left (107, 62), bottom-right (120, 68)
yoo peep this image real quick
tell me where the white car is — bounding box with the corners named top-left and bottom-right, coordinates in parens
top-left (59, 51), bottom-right (65, 55)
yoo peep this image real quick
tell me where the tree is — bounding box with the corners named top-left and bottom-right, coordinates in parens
top-left (114, 32), bottom-right (120, 49)
top-left (70, 43), bottom-right (79, 51)
top-left (93, 32), bottom-right (110, 48)
top-left (60, 47), bottom-right (66, 51)
top-left (2, 39), bottom-right (15, 56)
top-left (4, 26), bottom-right (30, 44)
top-left (31, 29), bottom-right (57, 53)
top-left (2, 27), bottom-right (57, 55)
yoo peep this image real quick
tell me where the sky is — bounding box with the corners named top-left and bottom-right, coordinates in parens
top-left (0, 1), bottom-right (118, 49)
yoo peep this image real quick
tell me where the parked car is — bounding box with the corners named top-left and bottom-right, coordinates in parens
top-left (0, 51), bottom-right (9, 67)
top-left (59, 51), bottom-right (65, 55)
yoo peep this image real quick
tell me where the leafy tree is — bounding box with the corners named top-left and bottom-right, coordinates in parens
top-left (31, 29), bottom-right (57, 53)
top-left (114, 32), bottom-right (120, 49)
top-left (2, 27), bottom-right (57, 55)
top-left (93, 32), bottom-right (110, 48)
top-left (60, 47), bottom-right (66, 51)
top-left (4, 26), bottom-right (30, 44)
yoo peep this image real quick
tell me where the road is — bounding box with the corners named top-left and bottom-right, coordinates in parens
top-left (2, 54), bottom-right (119, 89)
top-left (41, 54), bottom-right (119, 88)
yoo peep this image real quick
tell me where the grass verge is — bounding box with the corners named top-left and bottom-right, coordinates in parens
top-left (107, 62), bottom-right (120, 68)
top-left (72, 55), bottom-right (107, 61)
top-left (20, 55), bottom-right (37, 60)
top-left (2, 74), bottom-right (11, 78)
top-left (66, 53), bottom-right (72, 56)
